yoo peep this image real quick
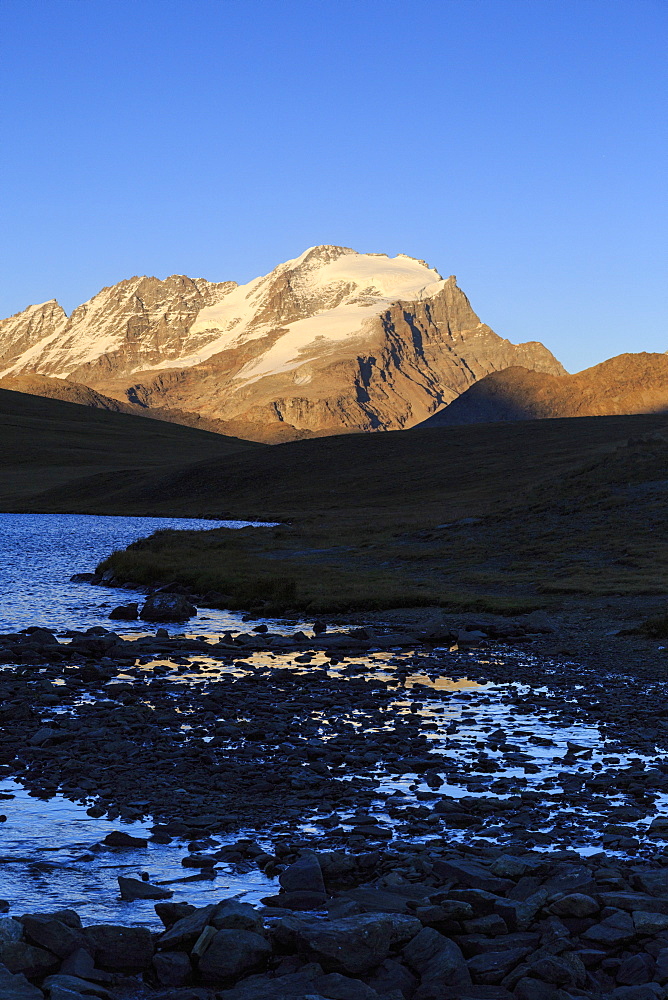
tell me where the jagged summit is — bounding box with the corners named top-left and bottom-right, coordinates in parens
top-left (0, 247), bottom-right (565, 442)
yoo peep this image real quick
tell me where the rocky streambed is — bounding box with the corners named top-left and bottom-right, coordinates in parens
top-left (0, 619), bottom-right (668, 997)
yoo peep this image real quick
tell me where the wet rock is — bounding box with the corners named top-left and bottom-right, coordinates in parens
top-left (152, 951), bottom-right (192, 987)
top-left (101, 831), bottom-right (147, 848)
top-left (108, 604), bottom-right (138, 621)
top-left (402, 927), bottom-right (471, 988)
top-left (197, 929), bottom-right (271, 983)
top-left (83, 925), bottom-right (153, 971)
top-left (117, 876), bottom-right (172, 901)
top-left (140, 594), bottom-right (197, 622)
top-left (279, 852), bottom-right (326, 896)
top-left (155, 902), bottom-right (197, 928)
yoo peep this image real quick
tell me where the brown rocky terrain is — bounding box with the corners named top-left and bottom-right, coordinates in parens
top-left (421, 353), bottom-right (668, 427)
top-left (0, 247), bottom-right (565, 443)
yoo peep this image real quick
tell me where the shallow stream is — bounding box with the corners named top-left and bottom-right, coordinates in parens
top-left (0, 513), bottom-right (667, 926)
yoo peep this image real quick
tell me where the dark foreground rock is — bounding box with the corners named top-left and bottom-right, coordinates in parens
top-left (4, 848), bottom-right (668, 997)
top-left (139, 594), bottom-right (197, 622)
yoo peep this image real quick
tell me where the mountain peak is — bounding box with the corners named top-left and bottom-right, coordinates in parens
top-left (0, 247), bottom-right (564, 442)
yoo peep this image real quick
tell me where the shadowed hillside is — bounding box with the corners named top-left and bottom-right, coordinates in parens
top-left (0, 387), bottom-right (261, 508)
top-left (420, 353), bottom-right (668, 427)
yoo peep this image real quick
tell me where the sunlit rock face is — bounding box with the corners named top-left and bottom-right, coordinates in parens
top-left (0, 246), bottom-right (565, 442)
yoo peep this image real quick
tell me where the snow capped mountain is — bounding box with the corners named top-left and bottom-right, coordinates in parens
top-left (0, 246), bottom-right (566, 442)
top-left (0, 274), bottom-right (234, 380)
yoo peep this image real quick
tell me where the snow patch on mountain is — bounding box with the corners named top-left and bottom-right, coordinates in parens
top-left (181, 246), bottom-right (445, 378)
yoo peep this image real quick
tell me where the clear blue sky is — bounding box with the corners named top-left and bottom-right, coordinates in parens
top-left (0, 0), bottom-right (665, 372)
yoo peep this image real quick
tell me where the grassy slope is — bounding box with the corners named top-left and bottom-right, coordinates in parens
top-left (0, 387), bottom-right (261, 508)
top-left (3, 389), bottom-right (667, 613)
top-left (32, 411), bottom-right (663, 615)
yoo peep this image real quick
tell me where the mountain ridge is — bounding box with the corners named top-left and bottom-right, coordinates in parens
top-left (0, 246), bottom-right (566, 442)
top-left (420, 353), bottom-right (668, 427)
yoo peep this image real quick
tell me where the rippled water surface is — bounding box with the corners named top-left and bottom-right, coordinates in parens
top-left (0, 512), bottom-right (273, 633)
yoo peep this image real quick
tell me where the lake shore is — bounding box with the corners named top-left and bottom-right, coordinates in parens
top-left (3, 617), bottom-right (668, 997)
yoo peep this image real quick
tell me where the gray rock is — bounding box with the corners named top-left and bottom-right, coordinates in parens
top-left (108, 604), bottom-right (138, 621)
top-left (608, 986), bottom-right (664, 1000)
top-left (140, 594), bottom-right (197, 622)
top-left (83, 925), bottom-right (153, 970)
top-left (617, 953), bottom-right (656, 986)
top-left (298, 914), bottom-right (419, 975)
top-left (528, 954), bottom-right (579, 986)
top-left (198, 929), bottom-right (270, 983)
top-left (0, 941), bottom-right (59, 977)
top-left (634, 870), bottom-right (668, 896)
top-left (549, 893), bottom-right (599, 918)
top-left (365, 958), bottom-right (418, 998)
top-left (219, 970), bottom-right (322, 999)
top-left (633, 909), bottom-right (668, 935)
top-left (0, 964), bottom-right (43, 1000)
top-left (466, 948), bottom-right (528, 983)
top-left (152, 951), bottom-right (192, 987)
top-left (314, 972), bottom-right (379, 999)
top-left (655, 946), bottom-right (668, 983)
top-left (211, 901), bottom-right (263, 934)
top-left (0, 920), bottom-right (22, 947)
top-left (43, 976), bottom-right (112, 999)
top-left (21, 914), bottom-right (84, 958)
top-left (279, 853), bottom-right (326, 896)
top-left (513, 979), bottom-right (561, 1000)
top-left (158, 905), bottom-right (215, 950)
top-left (432, 859), bottom-right (512, 894)
top-left (402, 927), bottom-right (471, 987)
top-left (117, 876), bottom-right (172, 901)
top-left (582, 910), bottom-right (636, 947)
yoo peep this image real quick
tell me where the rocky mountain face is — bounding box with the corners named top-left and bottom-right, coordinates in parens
top-left (0, 246), bottom-right (565, 442)
top-left (420, 353), bottom-right (668, 427)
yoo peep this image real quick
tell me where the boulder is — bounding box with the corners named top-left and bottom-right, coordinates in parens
top-left (152, 951), bottom-right (192, 986)
top-left (0, 941), bottom-right (59, 977)
top-left (279, 853), bottom-right (326, 896)
top-left (42, 976), bottom-right (112, 999)
top-left (197, 929), bottom-right (270, 983)
top-left (297, 913), bottom-right (419, 975)
top-left (83, 925), bottom-right (153, 970)
top-left (108, 604), bottom-right (138, 621)
top-left (0, 964), bottom-right (43, 1000)
top-left (117, 876), bottom-right (172, 901)
top-left (101, 831), bottom-right (147, 848)
top-left (140, 594), bottom-right (197, 622)
top-left (211, 901), bottom-right (263, 934)
top-left (20, 914), bottom-right (84, 957)
top-left (158, 906), bottom-right (215, 951)
top-left (402, 927), bottom-right (471, 988)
